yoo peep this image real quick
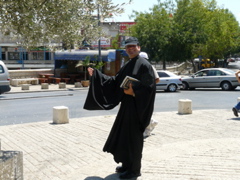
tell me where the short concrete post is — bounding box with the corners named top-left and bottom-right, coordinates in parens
top-left (21, 84), bottom-right (30, 90)
top-left (75, 82), bottom-right (82, 88)
top-left (178, 99), bottom-right (192, 114)
top-left (53, 106), bottom-right (69, 124)
top-left (41, 83), bottom-right (49, 89)
top-left (59, 83), bottom-right (66, 89)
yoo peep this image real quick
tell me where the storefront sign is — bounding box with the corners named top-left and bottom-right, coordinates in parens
top-left (119, 22), bottom-right (136, 33)
top-left (92, 37), bottom-right (111, 48)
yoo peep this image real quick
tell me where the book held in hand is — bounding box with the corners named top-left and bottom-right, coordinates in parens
top-left (120, 76), bottom-right (140, 89)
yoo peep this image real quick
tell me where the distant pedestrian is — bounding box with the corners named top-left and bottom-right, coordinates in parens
top-left (139, 52), bottom-right (160, 83)
top-left (139, 52), bottom-right (159, 137)
top-left (232, 70), bottom-right (240, 117)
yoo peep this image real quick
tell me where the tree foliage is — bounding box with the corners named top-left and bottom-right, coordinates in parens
top-left (130, 0), bottom-right (175, 69)
top-left (130, 0), bottom-right (240, 68)
top-left (0, 0), bottom-right (131, 49)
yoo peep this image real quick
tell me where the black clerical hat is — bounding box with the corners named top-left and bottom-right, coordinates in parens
top-left (124, 37), bottom-right (139, 47)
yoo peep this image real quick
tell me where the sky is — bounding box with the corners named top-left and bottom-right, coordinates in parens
top-left (110, 0), bottom-right (240, 23)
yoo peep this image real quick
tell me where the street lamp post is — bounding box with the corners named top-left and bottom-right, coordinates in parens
top-left (97, 3), bottom-right (102, 62)
top-left (16, 42), bottom-right (24, 69)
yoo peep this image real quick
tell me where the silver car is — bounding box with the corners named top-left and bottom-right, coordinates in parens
top-left (181, 68), bottom-right (240, 90)
top-left (156, 70), bottom-right (182, 92)
top-left (0, 60), bottom-right (11, 94)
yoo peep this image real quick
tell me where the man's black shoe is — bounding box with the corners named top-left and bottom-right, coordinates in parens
top-left (232, 107), bottom-right (238, 117)
top-left (119, 171), bottom-right (141, 179)
top-left (115, 166), bottom-right (127, 173)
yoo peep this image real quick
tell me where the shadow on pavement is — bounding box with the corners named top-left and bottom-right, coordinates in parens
top-left (84, 176), bottom-right (103, 180)
top-left (104, 173), bottom-right (138, 180)
top-left (228, 117), bottom-right (240, 121)
top-left (84, 173), bottom-right (138, 180)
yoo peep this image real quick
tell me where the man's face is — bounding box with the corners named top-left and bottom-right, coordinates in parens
top-left (125, 45), bottom-right (141, 59)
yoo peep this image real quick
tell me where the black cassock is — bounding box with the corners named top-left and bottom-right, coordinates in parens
top-left (84, 55), bottom-right (156, 173)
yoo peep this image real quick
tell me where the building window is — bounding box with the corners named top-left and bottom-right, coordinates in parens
top-left (32, 52), bottom-right (51, 60)
top-left (8, 52), bottom-right (28, 60)
top-left (45, 52), bottom-right (51, 60)
top-left (32, 52), bottom-right (44, 60)
top-left (8, 52), bottom-right (20, 60)
top-left (1, 52), bottom-right (5, 60)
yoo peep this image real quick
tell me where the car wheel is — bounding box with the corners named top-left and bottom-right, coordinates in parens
top-left (221, 81), bottom-right (232, 91)
top-left (182, 82), bottom-right (189, 90)
top-left (167, 84), bottom-right (177, 92)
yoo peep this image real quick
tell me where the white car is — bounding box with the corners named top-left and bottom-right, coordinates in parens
top-left (0, 60), bottom-right (11, 94)
top-left (156, 70), bottom-right (182, 92)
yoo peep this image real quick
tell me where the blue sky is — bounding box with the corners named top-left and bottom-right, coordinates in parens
top-left (110, 0), bottom-right (240, 23)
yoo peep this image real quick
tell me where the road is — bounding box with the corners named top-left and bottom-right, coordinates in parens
top-left (1, 61), bottom-right (240, 126)
top-left (1, 87), bottom-right (240, 126)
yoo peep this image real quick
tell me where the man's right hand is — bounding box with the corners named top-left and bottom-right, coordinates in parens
top-left (88, 67), bottom-right (94, 76)
top-left (235, 70), bottom-right (240, 83)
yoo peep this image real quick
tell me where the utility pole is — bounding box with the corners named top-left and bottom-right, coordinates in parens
top-left (97, 3), bottom-right (102, 62)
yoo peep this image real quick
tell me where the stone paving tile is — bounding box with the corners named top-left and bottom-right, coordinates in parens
top-left (1, 110), bottom-right (240, 179)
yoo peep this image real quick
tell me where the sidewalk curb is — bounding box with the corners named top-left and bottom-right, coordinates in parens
top-left (6, 86), bottom-right (88, 94)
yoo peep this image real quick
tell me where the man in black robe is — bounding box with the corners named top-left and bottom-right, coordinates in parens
top-left (84, 37), bottom-right (156, 179)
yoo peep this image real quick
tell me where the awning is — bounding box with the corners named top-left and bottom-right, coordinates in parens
top-left (54, 49), bottom-right (117, 62)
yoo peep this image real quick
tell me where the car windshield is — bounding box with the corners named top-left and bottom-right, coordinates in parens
top-left (195, 71), bottom-right (207, 76)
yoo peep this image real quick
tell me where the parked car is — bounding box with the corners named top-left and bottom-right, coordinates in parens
top-left (0, 60), bottom-right (11, 94)
top-left (156, 70), bottom-right (182, 92)
top-left (227, 58), bottom-right (236, 62)
top-left (181, 68), bottom-right (239, 91)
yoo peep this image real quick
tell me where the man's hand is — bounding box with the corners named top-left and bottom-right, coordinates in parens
top-left (123, 83), bottom-right (135, 97)
top-left (88, 67), bottom-right (94, 76)
top-left (235, 70), bottom-right (240, 83)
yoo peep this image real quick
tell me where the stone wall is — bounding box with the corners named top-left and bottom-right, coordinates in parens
top-left (9, 69), bottom-right (54, 79)
top-left (166, 61), bottom-right (193, 75)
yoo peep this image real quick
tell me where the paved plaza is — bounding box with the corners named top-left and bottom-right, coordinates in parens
top-left (1, 85), bottom-right (240, 179)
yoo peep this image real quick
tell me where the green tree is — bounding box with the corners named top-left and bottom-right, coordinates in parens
top-left (130, 0), bottom-right (240, 70)
top-left (203, 7), bottom-right (240, 62)
top-left (170, 0), bottom-right (240, 66)
top-left (130, 0), bottom-right (175, 69)
top-left (172, 0), bottom-right (211, 71)
top-left (0, 0), bottom-right (131, 49)
top-left (110, 34), bottom-right (120, 49)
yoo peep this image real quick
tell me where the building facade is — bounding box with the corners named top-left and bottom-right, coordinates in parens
top-left (0, 21), bottom-right (135, 69)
